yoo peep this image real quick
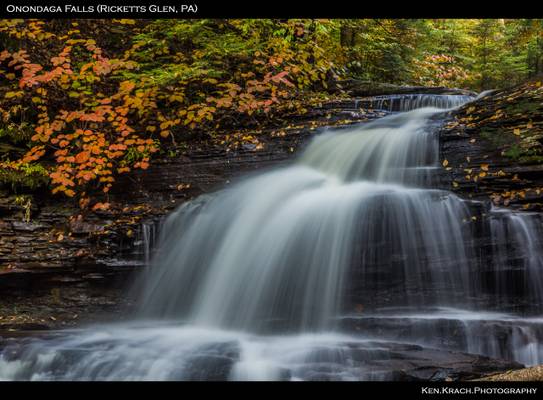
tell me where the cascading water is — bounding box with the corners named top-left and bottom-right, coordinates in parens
top-left (362, 94), bottom-right (474, 112)
top-left (2, 94), bottom-right (543, 380)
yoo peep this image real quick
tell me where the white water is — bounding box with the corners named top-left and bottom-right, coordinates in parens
top-left (340, 307), bottom-right (543, 367)
top-left (2, 94), bottom-right (543, 380)
top-left (136, 108), bottom-right (476, 330)
top-left (365, 94), bottom-right (473, 112)
top-left (0, 324), bottom-right (405, 381)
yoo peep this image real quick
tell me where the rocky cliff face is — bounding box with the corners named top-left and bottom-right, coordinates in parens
top-left (2, 82), bottom-right (543, 333)
top-left (428, 80), bottom-right (543, 316)
top-left (2, 86), bottom-right (543, 380)
top-left (0, 100), bottom-right (385, 329)
top-left (439, 79), bottom-right (543, 210)
top-left (342, 83), bottom-right (543, 317)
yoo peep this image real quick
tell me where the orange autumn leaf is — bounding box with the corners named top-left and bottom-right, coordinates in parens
top-left (92, 202), bottom-right (110, 211)
top-left (75, 151), bottom-right (90, 164)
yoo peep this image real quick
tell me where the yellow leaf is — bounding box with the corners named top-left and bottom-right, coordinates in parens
top-left (5, 91), bottom-right (21, 99)
top-left (452, 181), bottom-right (459, 188)
top-left (481, 164), bottom-right (489, 171)
top-left (442, 159), bottom-right (449, 167)
top-left (513, 128), bottom-right (521, 136)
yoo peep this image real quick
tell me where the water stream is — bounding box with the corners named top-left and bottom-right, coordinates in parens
top-left (1, 94), bottom-right (542, 380)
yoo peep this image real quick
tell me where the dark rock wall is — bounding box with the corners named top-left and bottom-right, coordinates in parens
top-left (3, 83), bottom-right (543, 329)
top-left (439, 79), bottom-right (543, 210)
top-left (0, 101), bottom-right (380, 328)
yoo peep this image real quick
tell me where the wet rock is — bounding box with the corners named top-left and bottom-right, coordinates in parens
top-left (0, 323), bottom-right (50, 331)
top-left (476, 364), bottom-right (543, 381)
top-left (183, 353), bottom-right (239, 380)
top-left (339, 312), bottom-right (543, 366)
top-left (439, 79), bottom-right (543, 211)
top-left (334, 79), bottom-right (476, 97)
top-left (0, 88), bottom-right (541, 382)
top-left (11, 222), bottom-right (47, 232)
top-left (0, 101), bottom-right (381, 330)
top-left (359, 341), bottom-right (522, 381)
top-left (282, 340), bottom-right (521, 381)
top-left (69, 218), bottom-right (107, 235)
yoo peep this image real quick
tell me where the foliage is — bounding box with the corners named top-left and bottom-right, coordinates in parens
top-left (0, 19), bottom-right (336, 207)
top-left (1, 18), bottom-right (543, 208)
top-left (412, 54), bottom-right (470, 87)
top-left (338, 19), bottom-right (543, 90)
top-left (339, 19), bottom-right (424, 83)
top-left (13, 194), bottom-right (32, 222)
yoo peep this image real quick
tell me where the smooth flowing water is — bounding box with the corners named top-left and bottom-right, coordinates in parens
top-left (362, 94), bottom-right (473, 112)
top-left (2, 94), bottom-right (543, 380)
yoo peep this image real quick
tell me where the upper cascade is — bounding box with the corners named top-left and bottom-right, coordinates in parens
top-left (360, 94), bottom-right (474, 112)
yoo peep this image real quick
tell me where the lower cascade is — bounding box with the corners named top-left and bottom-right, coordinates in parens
top-left (2, 95), bottom-right (543, 381)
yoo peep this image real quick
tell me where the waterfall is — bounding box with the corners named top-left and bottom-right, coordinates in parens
top-left (2, 95), bottom-right (543, 381)
top-left (361, 94), bottom-right (474, 112)
top-left (141, 222), bottom-right (157, 267)
top-left (476, 89), bottom-right (498, 99)
top-left (136, 108), bottom-right (478, 330)
top-left (489, 209), bottom-right (543, 305)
